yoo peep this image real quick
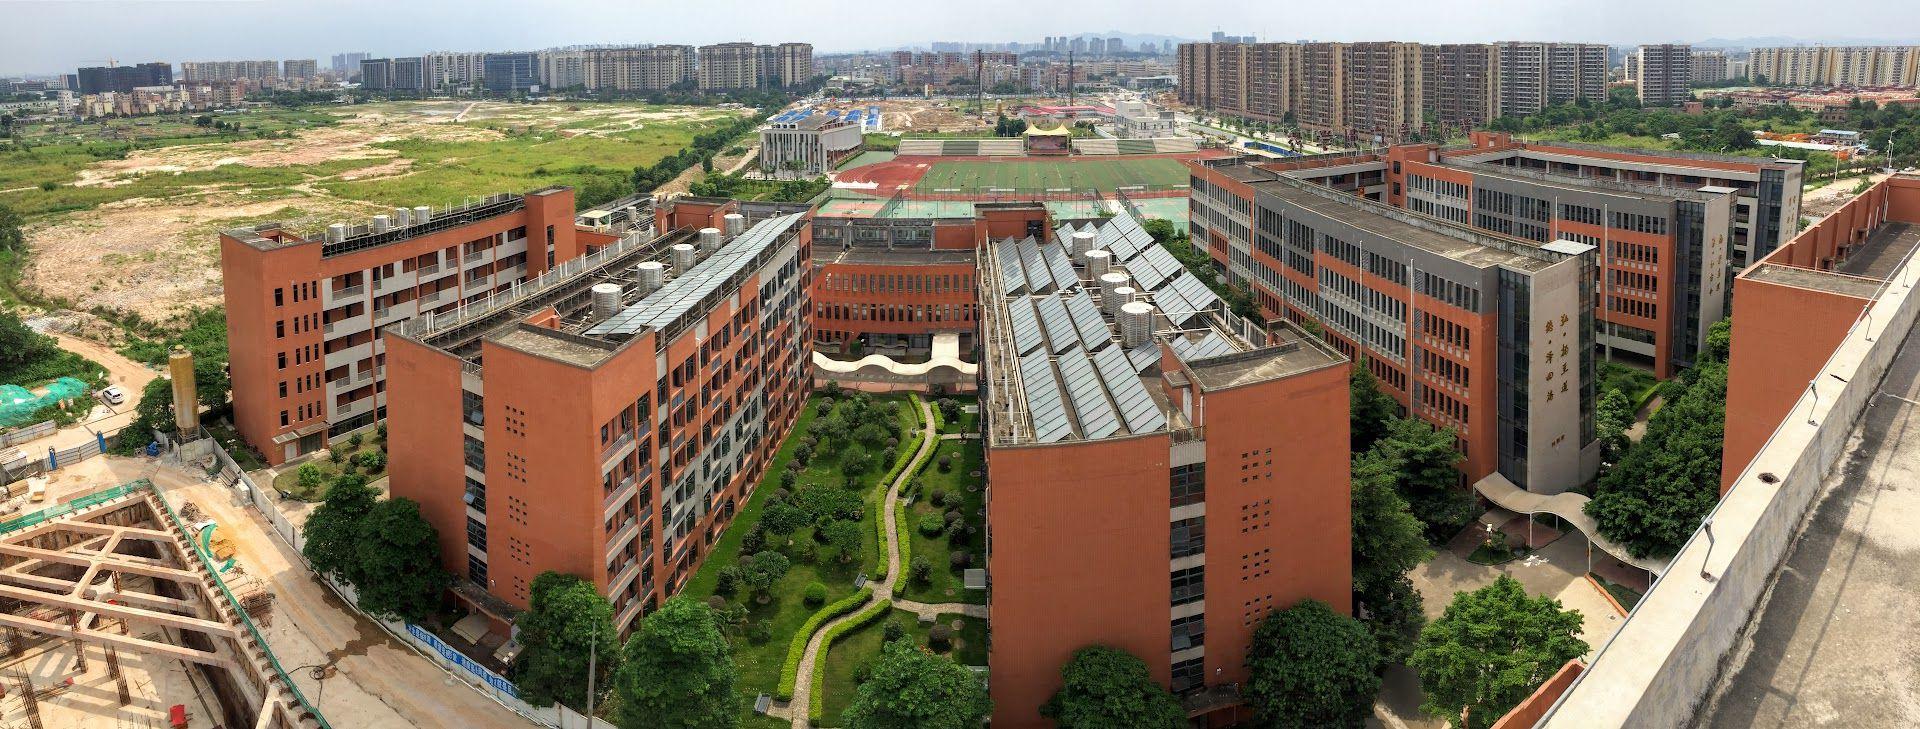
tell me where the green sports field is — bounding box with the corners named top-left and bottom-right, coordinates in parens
top-left (912, 157), bottom-right (1192, 193)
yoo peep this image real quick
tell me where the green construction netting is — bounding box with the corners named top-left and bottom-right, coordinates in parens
top-left (0, 377), bottom-right (89, 428)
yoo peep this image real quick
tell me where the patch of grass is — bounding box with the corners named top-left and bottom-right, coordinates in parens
top-left (912, 156), bottom-right (1193, 193)
top-left (817, 608), bottom-right (988, 726)
top-left (901, 439), bottom-right (985, 605)
top-left (1590, 573), bottom-right (1644, 612)
top-left (1600, 360), bottom-right (1661, 410)
top-left (271, 432), bottom-right (386, 500)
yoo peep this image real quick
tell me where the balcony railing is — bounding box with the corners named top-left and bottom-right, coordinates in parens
top-left (603, 475), bottom-right (637, 521)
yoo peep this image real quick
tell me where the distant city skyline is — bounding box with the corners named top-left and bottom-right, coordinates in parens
top-left (6, 0), bottom-right (1920, 77)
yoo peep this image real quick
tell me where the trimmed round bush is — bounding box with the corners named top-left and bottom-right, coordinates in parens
top-left (883, 619), bottom-right (905, 642)
top-left (911, 555), bottom-right (933, 584)
top-left (928, 490), bottom-right (947, 508)
top-left (928, 624), bottom-right (954, 651)
top-left (747, 620), bottom-right (772, 645)
top-left (803, 581), bottom-right (827, 606)
top-left (950, 550), bottom-right (972, 570)
top-left (918, 514), bottom-right (945, 537)
top-left (706, 595), bottom-right (729, 611)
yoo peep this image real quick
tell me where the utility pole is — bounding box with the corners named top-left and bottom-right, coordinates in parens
top-left (585, 621), bottom-right (598, 720)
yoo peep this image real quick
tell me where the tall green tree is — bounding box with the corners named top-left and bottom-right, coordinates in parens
top-left (614, 595), bottom-right (739, 729)
top-left (1357, 575), bottom-right (1426, 669)
top-left (1039, 646), bottom-right (1184, 729)
top-left (1373, 418), bottom-right (1475, 542)
top-left (843, 639), bottom-right (991, 729)
top-left (0, 203), bottom-right (23, 254)
top-left (349, 497), bottom-right (448, 623)
top-left (0, 311), bottom-right (59, 377)
top-left (300, 473), bottom-right (376, 581)
top-left (1350, 358), bottom-right (1398, 452)
top-left (1594, 388), bottom-right (1634, 465)
top-left (1409, 576), bottom-right (1588, 728)
top-left (1245, 600), bottom-right (1381, 729)
top-left (513, 572), bottom-right (620, 709)
top-left (1350, 449), bottom-right (1428, 594)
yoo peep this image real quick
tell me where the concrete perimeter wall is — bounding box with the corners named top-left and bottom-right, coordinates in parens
top-left (1541, 229), bottom-right (1920, 727)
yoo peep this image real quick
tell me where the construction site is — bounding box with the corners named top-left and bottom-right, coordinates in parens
top-left (0, 474), bottom-right (314, 729)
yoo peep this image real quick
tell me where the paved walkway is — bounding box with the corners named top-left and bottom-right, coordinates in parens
top-left (772, 397), bottom-right (940, 727)
top-left (893, 598), bottom-right (987, 620)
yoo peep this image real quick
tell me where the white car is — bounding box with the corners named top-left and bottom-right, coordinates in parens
top-left (98, 385), bottom-right (126, 406)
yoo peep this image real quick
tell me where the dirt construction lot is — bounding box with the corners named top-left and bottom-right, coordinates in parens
top-left (10, 100), bottom-right (743, 330)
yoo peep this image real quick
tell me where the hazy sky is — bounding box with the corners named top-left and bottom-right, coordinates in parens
top-left (5, 0), bottom-right (1917, 77)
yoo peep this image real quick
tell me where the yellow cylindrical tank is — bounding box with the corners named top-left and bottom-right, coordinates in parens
top-left (168, 346), bottom-right (199, 433)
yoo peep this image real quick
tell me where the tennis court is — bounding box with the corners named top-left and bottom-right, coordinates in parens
top-left (912, 157), bottom-right (1192, 194)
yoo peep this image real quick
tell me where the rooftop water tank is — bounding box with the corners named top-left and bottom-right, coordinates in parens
top-left (1084, 249), bottom-right (1112, 280)
top-left (1119, 301), bottom-right (1155, 348)
top-left (1106, 286), bottom-right (1137, 318)
top-left (698, 227), bottom-right (722, 253)
top-left (326, 223), bottom-right (347, 244)
top-left (393, 207), bottom-right (411, 227)
top-left (1097, 271), bottom-right (1130, 295)
top-left (414, 206), bottom-right (432, 225)
top-left (590, 283), bottom-right (622, 321)
top-left (635, 261), bottom-right (666, 295)
top-left (723, 213), bottom-right (745, 237)
top-left (671, 243), bottom-right (697, 272)
top-left (371, 215), bottom-right (390, 234)
top-left (1070, 230), bottom-right (1097, 259)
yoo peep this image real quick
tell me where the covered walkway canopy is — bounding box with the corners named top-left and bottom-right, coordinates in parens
top-left (1473, 473), bottom-right (1672, 575)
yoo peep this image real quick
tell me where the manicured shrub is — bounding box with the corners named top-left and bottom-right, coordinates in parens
top-left (943, 519), bottom-right (965, 540)
top-left (803, 582), bottom-right (827, 606)
top-left (929, 490), bottom-right (947, 508)
top-left (950, 550), bottom-right (971, 570)
top-left (938, 454), bottom-right (953, 472)
top-left (747, 620), bottom-right (772, 645)
top-left (780, 470), bottom-right (796, 488)
top-left (918, 514), bottom-right (945, 538)
top-left (911, 555), bottom-right (933, 585)
top-left (353, 449), bottom-right (387, 473)
top-left (881, 447), bottom-right (897, 466)
top-left (740, 527), bottom-right (766, 555)
top-left (347, 432), bottom-right (364, 448)
top-left (883, 619), bottom-right (905, 642)
top-left (715, 566), bottom-right (742, 597)
top-left (929, 624), bottom-right (954, 651)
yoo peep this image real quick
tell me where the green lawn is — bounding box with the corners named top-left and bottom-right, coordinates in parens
top-left (272, 431), bottom-right (387, 500)
top-left (932, 395), bottom-right (979, 435)
top-left (1600, 360), bottom-right (1661, 409)
top-left (678, 391), bottom-right (920, 722)
top-left (817, 608), bottom-right (989, 726)
top-left (912, 157), bottom-right (1192, 194)
top-left (901, 439), bottom-right (986, 605)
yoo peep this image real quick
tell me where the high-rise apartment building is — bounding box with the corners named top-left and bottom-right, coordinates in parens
top-left (1691, 49), bottom-right (1730, 85)
top-left (1179, 40), bottom-right (1608, 137)
top-left (588, 46), bottom-right (696, 92)
top-left (179, 60), bottom-right (279, 83)
top-left (219, 188), bottom-right (586, 465)
top-left (331, 52), bottom-right (369, 78)
top-left (1188, 155), bottom-right (1601, 491)
top-left (482, 52), bottom-right (539, 93)
top-left (773, 43), bottom-right (815, 87)
top-left (385, 201), bottom-right (813, 632)
top-left (1636, 44), bottom-right (1693, 107)
top-left (76, 62), bottom-right (172, 94)
top-left (698, 42), bottom-right (762, 90)
top-left (423, 52), bottom-right (487, 91)
top-left (1423, 44), bottom-right (1496, 130)
top-left (1749, 45), bottom-right (1920, 87)
top-left (390, 57), bottom-right (426, 91)
top-left (358, 58), bottom-right (390, 90)
top-left (1297, 43), bottom-right (1346, 135)
top-left (540, 50), bottom-right (592, 90)
top-left (1491, 42), bottom-right (1609, 118)
top-left (282, 60), bottom-right (318, 79)
top-left (977, 206), bottom-right (1353, 728)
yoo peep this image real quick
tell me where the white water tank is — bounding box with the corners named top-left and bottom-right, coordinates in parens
top-left (723, 213), bottom-right (745, 237)
top-left (1084, 248), bottom-right (1112, 279)
top-left (1106, 285), bottom-right (1137, 318)
top-left (698, 227), bottom-right (722, 252)
top-left (590, 283), bottom-right (622, 321)
top-left (635, 261), bottom-right (666, 295)
top-left (414, 206), bottom-right (432, 225)
top-left (1070, 230), bottom-right (1097, 259)
top-left (1097, 271), bottom-right (1130, 295)
top-left (1119, 301), bottom-right (1154, 348)
top-left (393, 207), bottom-right (412, 227)
top-left (326, 223), bottom-right (347, 244)
top-left (671, 243), bottom-right (697, 271)
top-left (371, 214), bottom-right (391, 233)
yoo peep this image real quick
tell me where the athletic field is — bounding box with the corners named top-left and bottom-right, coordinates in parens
top-left (911, 157), bottom-right (1192, 194)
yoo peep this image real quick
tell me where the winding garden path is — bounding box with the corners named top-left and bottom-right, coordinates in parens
top-left (774, 397), bottom-right (939, 727)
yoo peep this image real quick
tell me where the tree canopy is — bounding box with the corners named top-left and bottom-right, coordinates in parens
top-left (1040, 646), bottom-right (1185, 729)
top-left (1586, 320), bottom-right (1730, 558)
top-left (843, 639), bottom-right (992, 729)
top-left (1372, 417), bottom-right (1474, 543)
top-left (1350, 449), bottom-right (1428, 594)
top-left (0, 202), bottom-right (22, 254)
top-left (614, 595), bottom-right (738, 729)
top-left (1245, 600), bottom-right (1381, 729)
top-left (1349, 358), bottom-right (1399, 453)
top-left (513, 571), bottom-right (620, 710)
top-left (299, 473), bottom-right (377, 582)
top-left (1409, 576), bottom-right (1588, 728)
top-left (348, 497), bottom-right (448, 623)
